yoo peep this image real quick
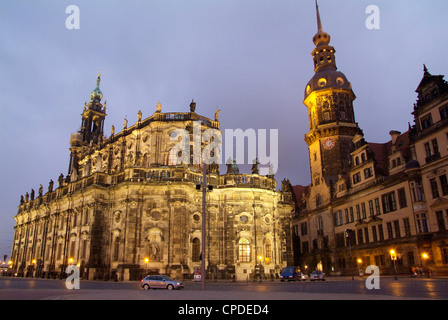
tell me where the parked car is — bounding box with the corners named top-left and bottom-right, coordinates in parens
top-left (141, 275), bottom-right (184, 290)
top-left (280, 267), bottom-right (303, 282)
top-left (310, 270), bottom-right (325, 281)
top-left (298, 272), bottom-right (309, 281)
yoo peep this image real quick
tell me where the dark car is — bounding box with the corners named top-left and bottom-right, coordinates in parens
top-left (280, 267), bottom-right (302, 282)
top-left (141, 275), bottom-right (184, 290)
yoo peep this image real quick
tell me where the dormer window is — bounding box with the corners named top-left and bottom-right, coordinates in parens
top-left (361, 153), bottom-right (366, 162)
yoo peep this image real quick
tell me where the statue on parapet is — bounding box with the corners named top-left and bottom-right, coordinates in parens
top-left (156, 101), bottom-right (162, 113)
top-left (251, 158), bottom-right (260, 174)
top-left (214, 108), bottom-right (221, 121)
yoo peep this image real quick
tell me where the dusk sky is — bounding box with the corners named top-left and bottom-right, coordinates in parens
top-left (1, 0), bottom-right (447, 257)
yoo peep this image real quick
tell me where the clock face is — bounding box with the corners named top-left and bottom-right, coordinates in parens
top-left (323, 137), bottom-right (335, 150)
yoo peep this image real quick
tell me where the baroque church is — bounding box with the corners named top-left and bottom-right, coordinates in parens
top-left (10, 73), bottom-right (294, 281)
top-left (292, 3), bottom-right (448, 276)
top-left (10, 2), bottom-right (448, 282)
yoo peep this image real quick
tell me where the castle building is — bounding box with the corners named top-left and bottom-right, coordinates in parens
top-left (10, 74), bottom-right (294, 281)
top-left (292, 3), bottom-right (448, 276)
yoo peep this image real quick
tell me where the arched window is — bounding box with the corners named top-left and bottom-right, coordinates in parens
top-left (192, 238), bottom-right (200, 262)
top-left (238, 238), bottom-right (251, 262)
top-left (265, 240), bottom-right (272, 263)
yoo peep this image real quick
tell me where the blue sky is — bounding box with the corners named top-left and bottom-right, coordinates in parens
top-left (1, 0), bottom-right (447, 257)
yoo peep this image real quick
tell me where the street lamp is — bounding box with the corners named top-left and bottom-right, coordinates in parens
top-left (422, 253), bottom-right (429, 277)
top-left (144, 257), bottom-right (150, 276)
top-left (345, 229), bottom-right (354, 280)
top-left (390, 249), bottom-right (397, 280)
top-left (257, 255), bottom-right (263, 283)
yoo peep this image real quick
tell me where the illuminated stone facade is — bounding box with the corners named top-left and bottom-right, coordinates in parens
top-left (293, 4), bottom-right (448, 276)
top-left (11, 75), bottom-right (294, 281)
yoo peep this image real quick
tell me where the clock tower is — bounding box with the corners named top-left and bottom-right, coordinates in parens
top-left (304, 1), bottom-right (363, 186)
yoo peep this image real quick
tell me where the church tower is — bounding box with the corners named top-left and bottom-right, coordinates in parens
top-left (304, 1), bottom-right (363, 186)
top-left (68, 73), bottom-right (107, 177)
top-left (79, 73), bottom-right (107, 145)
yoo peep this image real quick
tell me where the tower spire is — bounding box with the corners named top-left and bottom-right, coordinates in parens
top-left (315, 0), bottom-right (323, 34)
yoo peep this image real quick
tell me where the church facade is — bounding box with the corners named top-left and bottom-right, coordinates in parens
top-left (10, 75), bottom-right (294, 281)
top-left (292, 3), bottom-right (448, 276)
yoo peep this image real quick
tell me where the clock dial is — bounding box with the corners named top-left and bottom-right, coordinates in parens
top-left (323, 138), bottom-right (335, 150)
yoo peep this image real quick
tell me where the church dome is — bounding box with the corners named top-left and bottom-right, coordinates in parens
top-left (304, 69), bottom-right (352, 99)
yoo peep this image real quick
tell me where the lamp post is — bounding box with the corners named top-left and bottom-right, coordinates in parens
top-left (357, 258), bottom-right (362, 277)
top-left (31, 259), bottom-right (36, 278)
top-left (390, 249), bottom-right (397, 280)
top-left (422, 253), bottom-right (429, 277)
top-left (345, 229), bottom-right (354, 280)
top-left (201, 162), bottom-right (207, 290)
top-left (144, 257), bottom-right (149, 276)
top-left (257, 255), bottom-right (263, 283)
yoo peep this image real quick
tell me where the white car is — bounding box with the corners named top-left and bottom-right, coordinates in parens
top-left (298, 273), bottom-right (309, 281)
top-left (310, 271), bottom-right (325, 281)
top-left (141, 275), bottom-right (184, 290)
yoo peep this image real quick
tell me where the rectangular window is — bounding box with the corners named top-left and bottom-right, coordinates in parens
top-left (424, 142), bottom-right (432, 157)
top-left (239, 241), bottom-right (251, 263)
top-left (356, 205), bottom-right (361, 221)
top-left (394, 220), bottom-right (401, 238)
top-left (410, 181), bottom-right (425, 202)
top-left (353, 172), bottom-right (361, 185)
top-left (387, 222), bottom-right (394, 239)
top-left (349, 207), bottom-right (354, 222)
top-left (432, 139), bottom-right (439, 154)
top-left (368, 200), bottom-right (374, 217)
top-left (372, 226), bottom-right (378, 242)
top-left (318, 216), bottom-right (324, 232)
top-left (430, 178), bottom-right (440, 198)
top-left (442, 247), bottom-right (448, 265)
top-left (334, 210), bottom-right (343, 226)
top-left (436, 211), bottom-right (446, 231)
top-left (345, 209), bottom-right (349, 224)
top-left (440, 105), bottom-right (448, 120)
top-left (378, 224), bottom-right (384, 241)
top-left (416, 213), bottom-right (429, 233)
top-left (397, 188), bottom-right (407, 208)
top-left (361, 203), bottom-right (367, 219)
top-left (364, 167), bottom-right (373, 179)
top-left (421, 113), bottom-right (433, 129)
top-left (382, 192), bottom-right (397, 213)
top-left (374, 198), bottom-right (381, 215)
top-left (440, 175), bottom-right (448, 196)
top-left (403, 218), bottom-right (412, 237)
top-left (357, 229), bottom-right (364, 245)
top-left (301, 222), bottom-right (308, 236)
top-left (364, 228), bottom-right (370, 243)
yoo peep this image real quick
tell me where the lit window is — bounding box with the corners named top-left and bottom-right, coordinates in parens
top-left (238, 238), bottom-right (251, 263)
